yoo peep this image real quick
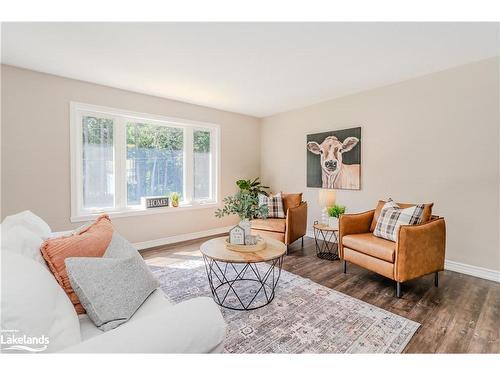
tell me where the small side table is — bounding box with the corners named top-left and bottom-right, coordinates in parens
top-left (313, 221), bottom-right (339, 261)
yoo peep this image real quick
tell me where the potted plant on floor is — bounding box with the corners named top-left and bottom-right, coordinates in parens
top-left (215, 178), bottom-right (269, 235)
top-left (327, 204), bottom-right (346, 229)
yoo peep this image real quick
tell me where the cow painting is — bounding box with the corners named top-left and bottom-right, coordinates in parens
top-left (306, 127), bottom-right (361, 190)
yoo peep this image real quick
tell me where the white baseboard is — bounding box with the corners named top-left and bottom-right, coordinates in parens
top-left (306, 230), bottom-right (499, 283)
top-left (444, 260), bottom-right (500, 283)
top-left (134, 226), bottom-right (232, 251)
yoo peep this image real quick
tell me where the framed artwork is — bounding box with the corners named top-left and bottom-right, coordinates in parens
top-left (306, 127), bottom-right (361, 190)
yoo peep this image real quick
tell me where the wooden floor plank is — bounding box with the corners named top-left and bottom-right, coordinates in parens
top-left (403, 274), bottom-right (468, 353)
top-left (467, 286), bottom-right (500, 353)
top-left (437, 278), bottom-right (490, 353)
top-left (141, 235), bottom-right (500, 353)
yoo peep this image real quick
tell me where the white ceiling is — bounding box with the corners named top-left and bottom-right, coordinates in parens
top-left (2, 22), bottom-right (499, 117)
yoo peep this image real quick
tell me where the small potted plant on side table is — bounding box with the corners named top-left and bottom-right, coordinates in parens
top-left (327, 204), bottom-right (346, 229)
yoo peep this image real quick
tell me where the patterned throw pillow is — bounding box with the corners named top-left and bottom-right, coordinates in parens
top-left (373, 199), bottom-right (424, 242)
top-left (258, 193), bottom-right (285, 218)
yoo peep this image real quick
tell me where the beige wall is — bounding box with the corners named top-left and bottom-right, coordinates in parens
top-left (1, 65), bottom-right (261, 243)
top-left (2, 59), bottom-right (500, 272)
top-left (261, 57), bottom-right (500, 272)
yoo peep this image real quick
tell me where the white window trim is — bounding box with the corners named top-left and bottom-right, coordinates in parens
top-left (70, 102), bottom-right (221, 223)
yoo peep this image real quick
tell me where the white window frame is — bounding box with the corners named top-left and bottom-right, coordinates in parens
top-left (70, 102), bottom-right (220, 222)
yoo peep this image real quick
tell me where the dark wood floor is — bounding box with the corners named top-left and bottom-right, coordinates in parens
top-left (141, 235), bottom-right (500, 353)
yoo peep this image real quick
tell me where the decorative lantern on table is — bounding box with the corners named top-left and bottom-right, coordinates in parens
top-left (228, 225), bottom-right (246, 245)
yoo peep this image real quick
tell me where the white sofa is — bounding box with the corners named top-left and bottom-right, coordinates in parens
top-left (1, 211), bottom-right (226, 353)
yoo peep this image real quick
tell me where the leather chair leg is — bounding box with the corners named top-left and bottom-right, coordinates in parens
top-left (396, 282), bottom-right (402, 298)
top-left (301, 236), bottom-right (304, 248)
top-left (434, 272), bottom-right (439, 287)
top-left (343, 260), bottom-right (347, 273)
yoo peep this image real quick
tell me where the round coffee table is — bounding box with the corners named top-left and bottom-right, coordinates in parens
top-left (200, 236), bottom-right (286, 311)
top-left (313, 221), bottom-right (340, 260)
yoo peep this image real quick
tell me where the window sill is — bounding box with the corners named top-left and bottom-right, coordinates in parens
top-left (70, 202), bottom-right (220, 223)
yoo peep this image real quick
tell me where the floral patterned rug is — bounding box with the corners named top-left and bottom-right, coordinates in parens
top-left (149, 258), bottom-right (419, 353)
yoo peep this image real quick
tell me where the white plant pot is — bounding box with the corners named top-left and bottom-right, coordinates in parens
top-left (328, 217), bottom-right (339, 229)
top-left (239, 219), bottom-right (252, 237)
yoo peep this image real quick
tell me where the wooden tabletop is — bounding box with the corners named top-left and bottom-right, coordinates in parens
top-left (200, 236), bottom-right (287, 263)
top-left (313, 223), bottom-right (339, 231)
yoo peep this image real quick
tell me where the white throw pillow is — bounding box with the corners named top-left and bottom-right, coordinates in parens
top-left (1, 252), bottom-right (81, 353)
top-left (1, 210), bottom-right (51, 239)
top-left (1, 225), bottom-right (48, 268)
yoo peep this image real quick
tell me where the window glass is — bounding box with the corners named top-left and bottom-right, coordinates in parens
top-left (82, 116), bottom-right (114, 209)
top-left (193, 130), bottom-right (211, 200)
top-left (126, 122), bottom-right (183, 205)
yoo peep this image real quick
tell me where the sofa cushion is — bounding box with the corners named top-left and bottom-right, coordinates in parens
top-left (343, 248), bottom-right (394, 279)
top-left (63, 297), bottom-right (226, 353)
top-left (78, 289), bottom-right (171, 341)
top-left (1, 210), bottom-right (52, 238)
top-left (251, 218), bottom-right (286, 233)
top-left (282, 193), bottom-right (302, 213)
top-left (1, 252), bottom-right (81, 352)
top-left (251, 229), bottom-right (285, 243)
top-left (342, 233), bottom-right (396, 263)
top-left (370, 199), bottom-right (434, 232)
top-left (40, 215), bottom-right (114, 314)
top-left (1, 225), bottom-right (48, 269)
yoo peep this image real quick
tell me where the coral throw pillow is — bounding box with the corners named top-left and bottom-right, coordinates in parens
top-left (40, 215), bottom-right (113, 314)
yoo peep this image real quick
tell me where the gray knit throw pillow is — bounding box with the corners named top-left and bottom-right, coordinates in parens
top-left (65, 233), bottom-right (159, 331)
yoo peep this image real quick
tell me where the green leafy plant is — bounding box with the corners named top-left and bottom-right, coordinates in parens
top-left (170, 192), bottom-right (180, 207)
top-left (215, 177), bottom-right (270, 220)
top-left (328, 204), bottom-right (346, 218)
top-left (235, 178), bottom-right (269, 198)
top-left (215, 190), bottom-right (268, 220)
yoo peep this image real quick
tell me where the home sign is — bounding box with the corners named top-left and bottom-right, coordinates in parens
top-left (142, 196), bottom-right (170, 209)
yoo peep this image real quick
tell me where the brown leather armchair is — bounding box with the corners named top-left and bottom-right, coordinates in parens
top-left (251, 193), bottom-right (308, 253)
top-left (339, 201), bottom-right (446, 297)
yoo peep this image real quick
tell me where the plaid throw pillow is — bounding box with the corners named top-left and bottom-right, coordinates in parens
top-left (373, 199), bottom-right (424, 242)
top-left (258, 193), bottom-right (285, 218)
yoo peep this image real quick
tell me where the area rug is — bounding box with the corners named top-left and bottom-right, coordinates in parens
top-left (149, 258), bottom-right (419, 353)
